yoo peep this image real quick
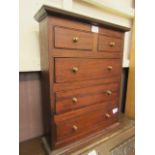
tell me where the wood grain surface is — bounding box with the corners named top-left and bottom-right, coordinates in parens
top-left (54, 26), bottom-right (94, 50)
top-left (55, 83), bottom-right (119, 114)
top-left (35, 5), bottom-right (127, 150)
top-left (98, 35), bottom-right (123, 52)
top-left (54, 102), bottom-right (118, 148)
top-left (55, 58), bottom-right (122, 83)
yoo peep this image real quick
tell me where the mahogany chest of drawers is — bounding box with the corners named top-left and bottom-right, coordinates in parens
top-left (35, 5), bottom-right (128, 151)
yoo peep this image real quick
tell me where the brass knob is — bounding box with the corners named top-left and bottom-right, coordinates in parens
top-left (105, 113), bottom-right (111, 118)
top-left (72, 97), bottom-right (78, 103)
top-left (109, 41), bottom-right (115, 47)
top-left (73, 37), bottom-right (79, 43)
top-left (106, 90), bottom-right (112, 95)
top-left (72, 125), bottom-right (78, 131)
top-left (107, 66), bottom-right (113, 70)
top-left (72, 67), bottom-right (78, 73)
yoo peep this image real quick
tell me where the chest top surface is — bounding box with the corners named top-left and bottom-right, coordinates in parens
top-left (35, 5), bottom-right (130, 32)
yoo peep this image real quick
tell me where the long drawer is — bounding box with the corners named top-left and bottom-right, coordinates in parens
top-left (55, 83), bottom-right (119, 114)
top-left (54, 102), bottom-right (119, 147)
top-left (55, 58), bottom-right (121, 83)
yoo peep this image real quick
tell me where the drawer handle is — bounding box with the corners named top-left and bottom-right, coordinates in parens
top-left (72, 97), bottom-right (78, 103)
top-left (73, 37), bottom-right (79, 43)
top-left (106, 90), bottom-right (112, 95)
top-left (105, 113), bottom-right (111, 118)
top-left (109, 41), bottom-right (115, 47)
top-left (107, 66), bottom-right (113, 70)
top-left (72, 125), bottom-right (78, 131)
top-left (72, 67), bottom-right (79, 73)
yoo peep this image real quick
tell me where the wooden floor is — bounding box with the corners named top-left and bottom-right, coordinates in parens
top-left (20, 116), bottom-right (135, 155)
top-left (20, 137), bottom-right (46, 155)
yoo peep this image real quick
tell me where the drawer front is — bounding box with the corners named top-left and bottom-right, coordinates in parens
top-left (98, 35), bottom-right (123, 52)
top-left (54, 27), bottom-right (93, 50)
top-left (54, 102), bottom-right (119, 146)
top-left (99, 27), bottom-right (123, 39)
top-left (56, 83), bottom-right (119, 114)
top-left (55, 58), bottom-right (121, 83)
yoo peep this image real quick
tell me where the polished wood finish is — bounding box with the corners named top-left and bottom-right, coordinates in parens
top-left (39, 17), bottom-right (56, 147)
top-left (51, 50), bottom-right (123, 58)
top-left (98, 35), bottom-right (123, 52)
top-left (48, 16), bottom-right (97, 55)
top-left (54, 76), bottom-right (121, 92)
top-left (50, 16), bottom-right (91, 32)
top-left (55, 102), bottom-right (118, 148)
top-left (99, 27), bottom-right (124, 38)
top-left (45, 115), bottom-right (134, 155)
top-left (55, 83), bottom-right (119, 114)
top-left (35, 5), bottom-right (128, 151)
top-left (55, 58), bottom-right (121, 83)
top-left (54, 27), bottom-right (93, 50)
top-left (34, 5), bottom-right (130, 31)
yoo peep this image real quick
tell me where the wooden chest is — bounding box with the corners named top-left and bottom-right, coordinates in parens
top-left (35, 5), bottom-right (129, 151)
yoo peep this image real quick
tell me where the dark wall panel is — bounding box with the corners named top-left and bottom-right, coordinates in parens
top-left (19, 72), bottom-right (44, 142)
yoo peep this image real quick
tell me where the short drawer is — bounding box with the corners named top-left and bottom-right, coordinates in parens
top-left (55, 83), bottom-right (119, 114)
top-left (98, 35), bottom-right (123, 52)
top-left (54, 102), bottom-right (119, 147)
top-left (54, 26), bottom-right (93, 50)
top-left (55, 58), bottom-right (121, 83)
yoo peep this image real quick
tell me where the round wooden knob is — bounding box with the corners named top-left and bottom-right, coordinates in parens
top-left (73, 37), bottom-right (79, 43)
top-left (107, 66), bottom-right (113, 70)
top-left (105, 113), bottom-right (111, 118)
top-left (72, 67), bottom-right (78, 73)
top-left (72, 125), bottom-right (78, 131)
top-left (72, 97), bottom-right (78, 103)
top-left (109, 41), bottom-right (115, 47)
top-left (106, 90), bottom-right (112, 95)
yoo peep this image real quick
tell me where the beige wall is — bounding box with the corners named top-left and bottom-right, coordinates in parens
top-left (19, 0), bottom-right (134, 71)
